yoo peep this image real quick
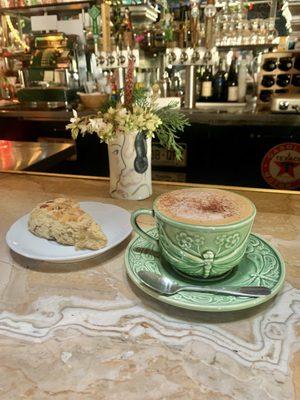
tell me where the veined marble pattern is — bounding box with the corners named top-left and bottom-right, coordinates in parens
top-left (0, 286), bottom-right (299, 371)
top-left (0, 172), bottom-right (299, 400)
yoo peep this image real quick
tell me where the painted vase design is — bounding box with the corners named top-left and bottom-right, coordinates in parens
top-left (108, 131), bottom-right (152, 200)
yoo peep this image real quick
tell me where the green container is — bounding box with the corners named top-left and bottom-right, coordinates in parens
top-left (131, 190), bottom-right (256, 279)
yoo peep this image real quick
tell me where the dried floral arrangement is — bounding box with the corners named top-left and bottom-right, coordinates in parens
top-left (66, 59), bottom-right (189, 160)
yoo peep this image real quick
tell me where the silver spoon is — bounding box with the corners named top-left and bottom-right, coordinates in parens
top-left (138, 271), bottom-right (271, 298)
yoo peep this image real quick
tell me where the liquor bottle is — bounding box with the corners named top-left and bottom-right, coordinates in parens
top-left (227, 57), bottom-right (238, 102)
top-left (170, 72), bottom-right (181, 96)
top-left (183, 11), bottom-right (191, 48)
top-left (158, 71), bottom-right (171, 98)
top-left (200, 64), bottom-right (213, 101)
top-left (178, 22), bottom-right (185, 48)
top-left (122, 7), bottom-right (133, 49)
top-left (1, 77), bottom-right (11, 100)
top-left (111, 79), bottom-right (119, 102)
top-left (164, 11), bottom-right (174, 46)
top-left (276, 74), bottom-right (291, 87)
top-left (196, 65), bottom-right (202, 101)
top-left (153, 21), bottom-right (166, 50)
top-left (261, 75), bottom-right (275, 88)
top-left (179, 0), bottom-right (186, 21)
top-left (173, 3), bottom-right (180, 21)
top-left (140, 29), bottom-right (153, 52)
top-left (213, 58), bottom-right (226, 102)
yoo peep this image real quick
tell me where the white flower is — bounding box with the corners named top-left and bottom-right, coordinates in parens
top-left (88, 117), bottom-right (107, 133)
top-left (66, 104), bottom-right (162, 143)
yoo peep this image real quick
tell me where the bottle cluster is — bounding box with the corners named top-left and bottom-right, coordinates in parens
top-left (196, 55), bottom-right (247, 103)
top-left (258, 53), bottom-right (300, 104)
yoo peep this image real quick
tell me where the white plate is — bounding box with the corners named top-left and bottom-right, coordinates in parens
top-left (6, 201), bottom-right (132, 263)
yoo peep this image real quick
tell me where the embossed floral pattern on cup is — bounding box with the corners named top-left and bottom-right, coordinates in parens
top-left (157, 219), bottom-right (254, 278)
top-left (175, 232), bottom-right (205, 252)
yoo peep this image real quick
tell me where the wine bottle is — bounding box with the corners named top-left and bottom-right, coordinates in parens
top-left (259, 90), bottom-right (273, 102)
top-left (227, 57), bottom-right (238, 102)
top-left (292, 74), bottom-right (300, 87)
top-left (276, 74), bottom-right (291, 88)
top-left (262, 58), bottom-right (277, 72)
top-left (200, 64), bottom-right (213, 102)
top-left (261, 75), bottom-right (275, 88)
top-left (196, 66), bottom-right (202, 101)
top-left (213, 58), bottom-right (226, 102)
top-left (294, 57), bottom-right (300, 71)
top-left (278, 57), bottom-right (293, 72)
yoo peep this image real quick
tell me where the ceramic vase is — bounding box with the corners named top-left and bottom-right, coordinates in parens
top-left (107, 131), bottom-right (152, 200)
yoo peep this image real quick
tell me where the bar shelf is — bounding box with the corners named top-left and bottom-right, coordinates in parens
top-left (0, 1), bottom-right (95, 15)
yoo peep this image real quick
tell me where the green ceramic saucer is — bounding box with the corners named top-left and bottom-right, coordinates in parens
top-left (125, 229), bottom-right (285, 312)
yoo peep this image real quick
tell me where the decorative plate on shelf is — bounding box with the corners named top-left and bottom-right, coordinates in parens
top-left (125, 228), bottom-right (285, 312)
top-left (6, 202), bottom-right (132, 263)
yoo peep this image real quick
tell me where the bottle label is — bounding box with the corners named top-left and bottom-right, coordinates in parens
top-left (228, 86), bottom-right (238, 101)
top-left (201, 81), bottom-right (212, 97)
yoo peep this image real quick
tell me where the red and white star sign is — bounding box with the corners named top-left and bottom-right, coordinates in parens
top-left (261, 142), bottom-right (300, 189)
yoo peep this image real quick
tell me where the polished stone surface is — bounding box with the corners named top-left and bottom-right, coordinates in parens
top-left (0, 172), bottom-right (299, 399)
top-left (0, 140), bottom-right (75, 171)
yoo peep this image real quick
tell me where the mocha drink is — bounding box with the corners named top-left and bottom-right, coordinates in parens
top-left (132, 187), bottom-right (256, 278)
top-left (156, 188), bottom-right (254, 226)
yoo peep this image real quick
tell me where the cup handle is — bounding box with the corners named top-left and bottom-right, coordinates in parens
top-left (131, 209), bottom-right (159, 251)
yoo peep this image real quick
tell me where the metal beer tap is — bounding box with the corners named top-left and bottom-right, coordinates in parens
top-left (180, 51), bottom-right (188, 64)
top-left (191, 50), bottom-right (200, 64)
top-left (168, 51), bottom-right (177, 64)
top-left (107, 54), bottom-right (115, 65)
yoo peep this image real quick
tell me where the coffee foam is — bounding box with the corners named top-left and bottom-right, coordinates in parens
top-left (156, 188), bottom-right (254, 226)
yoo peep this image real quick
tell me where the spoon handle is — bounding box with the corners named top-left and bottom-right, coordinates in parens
top-left (178, 286), bottom-right (271, 298)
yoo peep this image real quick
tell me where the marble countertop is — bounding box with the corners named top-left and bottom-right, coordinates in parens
top-left (0, 171), bottom-right (299, 400)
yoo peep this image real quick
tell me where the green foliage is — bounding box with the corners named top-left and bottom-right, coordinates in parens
top-left (99, 96), bottom-right (118, 113)
top-left (76, 87), bottom-right (190, 160)
top-left (100, 87), bottom-right (149, 112)
top-left (132, 87), bottom-right (150, 108)
top-left (154, 104), bottom-right (190, 160)
top-left (129, 91), bottom-right (190, 160)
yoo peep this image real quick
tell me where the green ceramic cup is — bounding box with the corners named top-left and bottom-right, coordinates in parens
top-left (131, 190), bottom-right (256, 279)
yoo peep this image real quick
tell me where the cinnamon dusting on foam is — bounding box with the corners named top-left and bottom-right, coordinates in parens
top-left (156, 189), bottom-right (253, 225)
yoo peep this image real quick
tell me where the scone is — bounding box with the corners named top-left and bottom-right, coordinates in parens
top-left (28, 198), bottom-right (107, 250)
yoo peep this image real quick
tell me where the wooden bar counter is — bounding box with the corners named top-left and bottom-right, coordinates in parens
top-left (0, 171), bottom-right (299, 400)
